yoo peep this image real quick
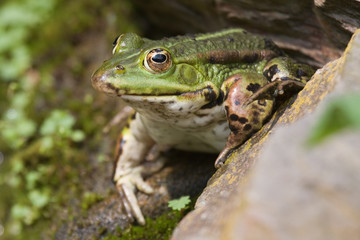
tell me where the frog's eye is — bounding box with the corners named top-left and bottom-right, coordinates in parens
top-left (144, 48), bottom-right (172, 73)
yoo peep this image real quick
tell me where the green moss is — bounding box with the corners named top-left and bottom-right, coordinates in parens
top-left (103, 197), bottom-right (196, 240)
top-left (104, 211), bottom-right (182, 240)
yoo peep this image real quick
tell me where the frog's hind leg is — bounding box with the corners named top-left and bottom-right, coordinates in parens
top-left (215, 73), bottom-right (274, 168)
top-left (112, 113), bottom-right (166, 225)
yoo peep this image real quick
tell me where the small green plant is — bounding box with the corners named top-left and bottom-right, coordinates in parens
top-left (168, 196), bottom-right (191, 211)
top-left (307, 93), bottom-right (360, 145)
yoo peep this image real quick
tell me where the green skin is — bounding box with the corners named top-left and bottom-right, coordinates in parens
top-left (91, 28), bottom-right (314, 225)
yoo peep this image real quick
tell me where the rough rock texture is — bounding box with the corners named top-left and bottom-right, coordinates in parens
top-left (314, 0), bottom-right (360, 48)
top-left (222, 127), bottom-right (360, 240)
top-left (171, 29), bottom-right (360, 240)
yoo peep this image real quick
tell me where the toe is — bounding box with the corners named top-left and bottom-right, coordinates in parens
top-left (117, 182), bottom-right (146, 225)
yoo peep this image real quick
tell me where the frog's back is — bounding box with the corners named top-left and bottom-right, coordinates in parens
top-left (154, 29), bottom-right (284, 63)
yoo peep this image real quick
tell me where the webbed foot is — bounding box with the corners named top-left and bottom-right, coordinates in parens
top-left (115, 166), bottom-right (154, 225)
top-left (114, 155), bottom-right (166, 225)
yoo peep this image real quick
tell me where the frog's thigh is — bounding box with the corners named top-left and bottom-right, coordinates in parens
top-left (224, 73), bottom-right (274, 149)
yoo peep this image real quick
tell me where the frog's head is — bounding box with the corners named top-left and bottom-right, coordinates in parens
top-left (91, 33), bottom-right (220, 113)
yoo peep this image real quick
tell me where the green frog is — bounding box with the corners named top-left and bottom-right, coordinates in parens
top-left (91, 28), bottom-right (314, 225)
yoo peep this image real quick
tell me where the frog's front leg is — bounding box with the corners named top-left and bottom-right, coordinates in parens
top-left (244, 57), bottom-right (314, 104)
top-left (215, 73), bottom-right (274, 168)
top-left (113, 113), bottom-right (163, 225)
top-left (215, 59), bottom-right (314, 167)
top-left (260, 57), bottom-right (315, 99)
top-left (263, 57), bottom-right (314, 85)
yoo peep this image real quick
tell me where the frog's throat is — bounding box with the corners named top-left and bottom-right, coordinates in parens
top-left (120, 90), bottom-right (224, 121)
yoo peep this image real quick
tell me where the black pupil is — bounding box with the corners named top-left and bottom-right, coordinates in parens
top-left (152, 54), bottom-right (166, 63)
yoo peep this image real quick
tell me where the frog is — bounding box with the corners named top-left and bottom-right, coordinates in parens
top-left (91, 28), bottom-right (314, 225)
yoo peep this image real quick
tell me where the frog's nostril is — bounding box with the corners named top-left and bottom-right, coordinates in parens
top-left (116, 65), bottom-right (125, 71)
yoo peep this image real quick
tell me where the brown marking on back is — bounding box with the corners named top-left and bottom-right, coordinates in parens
top-left (197, 49), bottom-right (278, 64)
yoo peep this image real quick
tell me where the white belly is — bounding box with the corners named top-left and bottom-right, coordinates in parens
top-left (122, 94), bottom-right (229, 153)
top-left (141, 116), bottom-right (229, 153)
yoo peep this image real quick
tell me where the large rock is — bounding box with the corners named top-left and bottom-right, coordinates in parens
top-left (314, 0), bottom-right (360, 48)
top-left (172, 30), bottom-right (360, 240)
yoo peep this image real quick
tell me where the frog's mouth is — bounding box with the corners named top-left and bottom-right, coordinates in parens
top-left (120, 85), bottom-right (218, 103)
top-left (95, 79), bottom-right (218, 99)
top-left (92, 73), bottom-right (219, 101)
top-left (91, 67), bottom-right (219, 99)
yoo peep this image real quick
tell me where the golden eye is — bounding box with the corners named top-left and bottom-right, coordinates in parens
top-left (144, 48), bottom-right (172, 73)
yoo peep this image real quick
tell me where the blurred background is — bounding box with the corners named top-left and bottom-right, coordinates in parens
top-left (0, 0), bottom-right (139, 239)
